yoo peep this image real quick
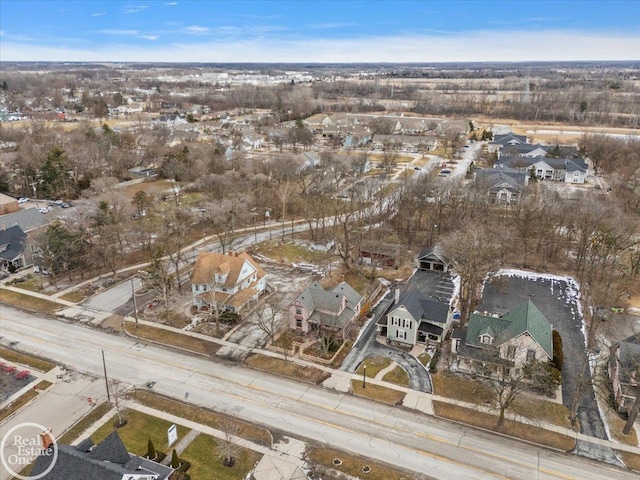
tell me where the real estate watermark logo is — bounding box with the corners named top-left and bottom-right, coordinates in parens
top-left (0, 422), bottom-right (58, 480)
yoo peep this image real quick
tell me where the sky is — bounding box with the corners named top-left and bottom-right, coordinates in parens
top-left (0, 0), bottom-right (639, 63)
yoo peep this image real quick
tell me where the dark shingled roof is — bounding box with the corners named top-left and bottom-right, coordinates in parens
top-left (0, 225), bottom-right (27, 261)
top-left (30, 431), bottom-right (173, 480)
top-left (395, 289), bottom-right (449, 324)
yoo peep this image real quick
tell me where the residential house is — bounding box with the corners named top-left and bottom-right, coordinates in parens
top-left (31, 431), bottom-right (173, 480)
top-left (452, 300), bottom-right (553, 380)
top-left (488, 132), bottom-right (528, 154)
top-left (500, 143), bottom-right (549, 158)
top-left (289, 281), bottom-right (363, 339)
top-left (371, 134), bottom-right (437, 153)
top-left (495, 156), bottom-right (588, 183)
top-left (0, 225), bottom-right (29, 271)
top-left (417, 244), bottom-right (452, 273)
top-left (191, 251), bottom-right (268, 313)
top-left (473, 167), bottom-right (529, 205)
top-left (240, 130), bottom-right (265, 151)
top-left (381, 289), bottom-right (453, 345)
top-left (609, 335), bottom-right (640, 414)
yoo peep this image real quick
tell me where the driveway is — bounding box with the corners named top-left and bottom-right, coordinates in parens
top-left (340, 290), bottom-right (432, 393)
top-left (478, 272), bottom-right (620, 464)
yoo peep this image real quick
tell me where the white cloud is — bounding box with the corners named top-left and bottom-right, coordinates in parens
top-left (2, 30), bottom-right (639, 63)
top-left (165, 2), bottom-right (178, 5)
top-left (99, 29), bottom-right (139, 36)
top-left (138, 35), bottom-right (159, 41)
top-left (123, 5), bottom-right (149, 14)
top-left (185, 26), bottom-right (210, 34)
top-left (92, 12), bottom-right (106, 17)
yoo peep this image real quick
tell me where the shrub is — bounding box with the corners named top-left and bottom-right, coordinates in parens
top-left (430, 350), bottom-right (441, 373)
top-left (552, 330), bottom-right (563, 372)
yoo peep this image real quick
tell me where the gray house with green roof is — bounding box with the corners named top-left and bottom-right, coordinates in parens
top-left (289, 281), bottom-right (363, 339)
top-left (452, 300), bottom-right (553, 379)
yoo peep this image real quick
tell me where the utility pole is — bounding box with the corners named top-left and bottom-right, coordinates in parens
top-left (362, 364), bottom-right (366, 389)
top-left (102, 350), bottom-right (111, 402)
top-left (131, 278), bottom-right (138, 328)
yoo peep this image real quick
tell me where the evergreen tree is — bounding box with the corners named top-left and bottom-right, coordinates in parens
top-left (146, 438), bottom-right (156, 459)
top-left (170, 449), bottom-right (180, 468)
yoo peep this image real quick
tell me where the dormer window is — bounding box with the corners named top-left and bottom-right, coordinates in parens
top-left (480, 335), bottom-right (493, 345)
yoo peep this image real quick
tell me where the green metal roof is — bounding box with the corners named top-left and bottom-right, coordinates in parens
top-left (466, 300), bottom-right (553, 358)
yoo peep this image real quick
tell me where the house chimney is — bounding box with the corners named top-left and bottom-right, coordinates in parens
top-left (395, 287), bottom-right (400, 304)
top-left (40, 429), bottom-right (54, 450)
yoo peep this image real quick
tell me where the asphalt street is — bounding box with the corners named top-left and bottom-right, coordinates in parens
top-left (1, 306), bottom-right (635, 480)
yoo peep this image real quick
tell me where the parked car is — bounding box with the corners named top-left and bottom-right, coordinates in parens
top-left (18, 197), bottom-right (29, 203)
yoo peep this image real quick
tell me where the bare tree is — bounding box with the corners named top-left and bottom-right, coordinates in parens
top-left (144, 252), bottom-right (177, 317)
top-left (253, 297), bottom-right (282, 346)
top-left (216, 413), bottom-right (241, 467)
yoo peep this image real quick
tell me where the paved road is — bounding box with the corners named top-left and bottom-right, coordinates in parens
top-left (1, 307), bottom-right (635, 480)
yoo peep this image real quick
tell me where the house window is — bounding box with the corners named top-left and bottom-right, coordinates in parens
top-left (397, 330), bottom-right (406, 340)
top-left (526, 349), bottom-right (536, 363)
top-left (295, 307), bottom-right (302, 315)
top-left (455, 338), bottom-right (461, 351)
top-left (296, 319), bottom-right (302, 328)
top-left (507, 346), bottom-right (516, 359)
top-left (480, 335), bottom-right (492, 345)
top-left (391, 317), bottom-right (400, 326)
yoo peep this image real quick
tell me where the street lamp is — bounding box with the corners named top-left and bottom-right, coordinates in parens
top-left (265, 209), bottom-right (272, 239)
top-left (250, 208), bottom-right (258, 243)
top-left (362, 364), bottom-right (366, 389)
top-left (131, 278), bottom-right (139, 328)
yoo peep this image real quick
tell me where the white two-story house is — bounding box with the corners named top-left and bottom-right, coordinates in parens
top-left (191, 251), bottom-right (267, 313)
top-left (381, 289), bottom-right (453, 345)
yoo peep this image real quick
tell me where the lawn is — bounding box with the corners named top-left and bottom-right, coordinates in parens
top-left (351, 380), bottom-right (405, 405)
top-left (417, 352), bottom-right (431, 366)
top-left (245, 354), bottom-right (330, 385)
top-left (382, 366), bottom-right (410, 387)
top-left (355, 356), bottom-right (392, 378)
top-left (308, 446), bottom-right (418, 480)
top-left (131, 390), bottom-right (272, 446)
top-left (91, 409), bottom-right (187, 456)
top-left (510, 397), bottom-right (572, 428)
top-left (0, 288), bottom-right (62, 313)
top-left (618, 451), bottom-right (640, 472)
top-left (0, 347), bottom-right (56, 372)
top-left (433, 401), bottom-right (576, 452)
top-left (58, 290), bottom-right (85, 303)
top-left (603, 407), bottom-right (639, 447)
top-left (432, 373), bottom-right (573, 428)
top-left (431, 372), bottom-right (493, 404)
top-left (124, 321), bottom-right (220, 356)
top-left (180, 433), bottom-right (262, 480)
